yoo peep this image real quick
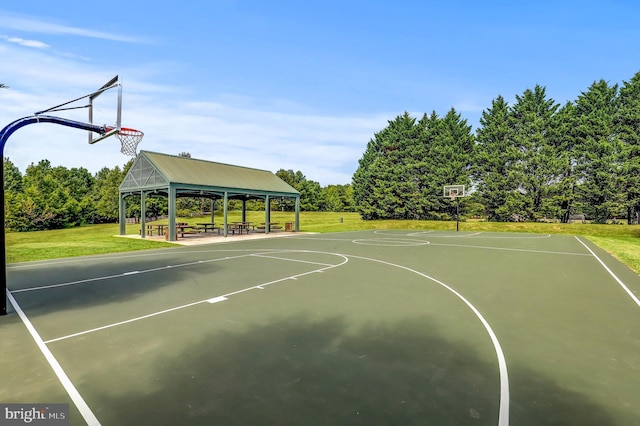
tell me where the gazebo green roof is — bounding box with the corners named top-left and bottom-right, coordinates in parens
top-left (120, 150), bottom-right (299, 197)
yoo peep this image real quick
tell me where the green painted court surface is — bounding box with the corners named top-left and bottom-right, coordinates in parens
top-left (2, 230), bottom-right (640, 425)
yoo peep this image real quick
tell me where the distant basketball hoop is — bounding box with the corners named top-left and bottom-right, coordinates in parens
top-left (443, 184), bottom-right (466, 232)
top-left (443, 185), bottom-right (465, 199)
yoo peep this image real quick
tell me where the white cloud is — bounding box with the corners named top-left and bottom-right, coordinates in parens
top-left (0, 11), bottom-right (146, 43)
top-left (121, 98), bottom-right (388, 185)
top-left (5, 36), bottom-right (49, 49)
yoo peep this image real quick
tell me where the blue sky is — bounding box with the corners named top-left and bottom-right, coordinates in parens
top-left (1, 1), bottom-right (639, 185)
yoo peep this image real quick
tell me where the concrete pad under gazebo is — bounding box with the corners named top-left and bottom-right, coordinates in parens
top-left (118, 151), bottom-right (300, 241)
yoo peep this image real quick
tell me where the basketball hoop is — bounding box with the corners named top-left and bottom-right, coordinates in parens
top-left (105, 127), bottom-right (143, 156)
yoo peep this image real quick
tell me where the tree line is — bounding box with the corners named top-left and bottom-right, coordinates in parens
top-left (2, 158), bottom-right (355, 232)
top-left (3, 158), bottom-right (134, 231)
top-left (5, 70), bottom-right (639, 231)
top-left (354, 71), bottom-right (640, 223)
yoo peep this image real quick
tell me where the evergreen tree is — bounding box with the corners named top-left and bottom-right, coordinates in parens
top-left (473, 96), bottom-right (519, 220)
top-left (299, 179), bottom-right (325, 211)
top-left (427, 108), bottom-right (474, 217)
top-left (408, 112), bottom-right (442, 217)
top-left (617, 71), bottom-right (640, 223)
top-left (573, 80), bottom-right (622, 223)
top-left (548, 102), bottom-right (580, 222)
top-left (353, 112), bottom-right (424, 219)
top-left (352, 126), bottom-right (384, 219)
top-left (353, 110), bottom-right (473, 220)
top-left (508, 85), bottom-right (562, 220)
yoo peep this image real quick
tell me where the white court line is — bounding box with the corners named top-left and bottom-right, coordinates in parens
top-left (6, 248), bottom-right (280, 269)
top-left (406, 230), bottom-right (435, 236)
top-left (44, 254), bottom-right (349, 344)
top-left (374, 230), bottom-right (435, 236)
top-left (6, 250), bottom-right (188, 269)
top-left (288, 236), bottom-right (357, 242)
top-left (250, 253), bottom-right (335, 267)
top-left (292, 235), bottom-right (586, 256)
top-left (6, 289), bottom-right (101, 425)
top-left (404, 231), bottom-right (481, 238)
top-left (575, 236), bottom-right (640, 309)
top-left (44, 299), bottom-right (209, 344)
top-left (345, 253), bottom-right (510, 426)
top-left (374, 230), bottom-right (552, 239)
top-left (464, 234), bottom-right (551, 240)
top-left (12, 253), bottom-right (259, 293)
top-left (429, 242), bottom-right (589, 256)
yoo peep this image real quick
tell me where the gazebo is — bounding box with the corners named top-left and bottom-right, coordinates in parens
top-left (118, 151), bottom-right (300, 241)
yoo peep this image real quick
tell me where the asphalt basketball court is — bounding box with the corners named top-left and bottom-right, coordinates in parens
top-left (2, 230), bottom-right (640, 425)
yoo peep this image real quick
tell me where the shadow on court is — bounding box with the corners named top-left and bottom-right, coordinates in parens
top-left (93, 314), bottom-right (614, 426)
top-left (8, 260), bottom-right (223, 316)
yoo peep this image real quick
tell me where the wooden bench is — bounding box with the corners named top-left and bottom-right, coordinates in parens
top-left (176, 226), bottom-right (201, 238)
top-left (255, 224), bottom-right (281, 231)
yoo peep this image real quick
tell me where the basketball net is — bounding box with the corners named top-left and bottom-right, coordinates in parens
top-left (106, 127), bottom-right (144, 156)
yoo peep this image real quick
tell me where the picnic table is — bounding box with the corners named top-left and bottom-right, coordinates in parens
top-left (196, 223), bottom-right (221, 234)
top-left (228, 222), bottom-right (251, 235)
top-left (176, 223), bottom-right (201, 238)
top-left (141, 224), bottom-right (167, 236)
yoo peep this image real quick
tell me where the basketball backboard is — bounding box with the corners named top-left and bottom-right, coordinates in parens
top-left (443, 185), bottom-right (465, 198)
top-left (88, 75), bottom-right (122, 144)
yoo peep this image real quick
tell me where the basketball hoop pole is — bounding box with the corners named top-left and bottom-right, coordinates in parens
top-left (456, 196), bottom-right (460, 232)
top-left (0, 115), bottom-right (108, 316)
top-left (444, 185), bottom-right (465, 233)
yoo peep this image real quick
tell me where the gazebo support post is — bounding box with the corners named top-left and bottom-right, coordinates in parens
top-left (168, 186), bottom-right (177, 241)
top-left (140, 191), bottom-right (147, 238)
top-left (119, 193), bottom-right (127, 235)
top-left (223, 192), bottom-right (229, 237)
top-left (265, 195), bottom-right (271, 234)
top-left (241, 199), bottom-right (247, 223)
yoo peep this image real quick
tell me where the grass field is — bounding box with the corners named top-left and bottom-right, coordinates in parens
top-left (6, 212), bottom-right (640, 274)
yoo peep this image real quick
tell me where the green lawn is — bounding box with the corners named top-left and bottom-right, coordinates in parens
top-left (6, 212), bottom-right (640, 274)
